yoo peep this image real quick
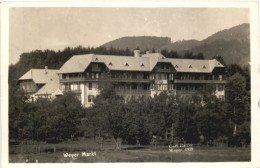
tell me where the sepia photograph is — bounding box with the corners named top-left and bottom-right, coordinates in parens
top-left (1, 1), bottom-right (259, 167)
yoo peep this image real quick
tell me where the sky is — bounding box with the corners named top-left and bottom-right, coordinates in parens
top-left (9, 7), bottom-right (249, 65)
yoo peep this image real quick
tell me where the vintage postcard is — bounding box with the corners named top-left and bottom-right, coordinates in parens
top-left (1, 1), bottom-right (259, 168)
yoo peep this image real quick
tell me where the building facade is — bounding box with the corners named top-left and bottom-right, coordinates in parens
top-left (58, 50), bottom-right (226, 107)
top-left (18, 67), bottom-right (62, 101)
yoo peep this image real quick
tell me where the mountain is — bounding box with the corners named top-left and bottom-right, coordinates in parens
top-left (202, 23), bottom-right (250, 44)
top-left (100, 23), bottom-right (250, 66)
top-left (186, 39), bottom-right (249, 66)
top-left (101, 36), bottom-right (171, 52)
top-left (160, 40), bottom-right (201, 51)
top-left (190, 23), bottom-right (250, 66)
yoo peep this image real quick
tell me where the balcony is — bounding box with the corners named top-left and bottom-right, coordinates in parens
top-left (174, 79), bottom-right (226, 84)
top-left (109, 78), bottom-right (150, 83)
top-left (60, 77), bottom-right (101, 83)
top-left (150, 79), bottom-right (174, 84)
top-left (60, 77), bottom-right (150, 83)
top-left (115, 89), bottom-right (151, 95)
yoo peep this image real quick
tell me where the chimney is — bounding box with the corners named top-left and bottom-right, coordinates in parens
top-left (134, 49), bottom-right (141, 57)
top-left (45, 66), bottom-right (48, 74)
top-left (146, 50), bottom-right (150, 54)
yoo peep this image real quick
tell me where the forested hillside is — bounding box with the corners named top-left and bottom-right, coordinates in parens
top-left (101, 23), bottom-right (250, 66)
top-left (101, 36), bottom-right (171, 52)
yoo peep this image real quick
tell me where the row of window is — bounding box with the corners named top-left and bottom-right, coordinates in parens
top-left (61, 82), bottom-right (224, 92)
top-left (151, 84), bottom-right (174, 91)
top-left (61, 73), bottom-right (104, 79)
top-left (111, 72), bottom-right (149, 79)
top-left (177, 84), bottom-right (224, 91)
top-left (178, 74), bottom-right (223, 80)
top-left (179, 85), bottom-right (196, 91)
top-left (62, 73), bottom-right (83, 79)
top-left (86, 72), bottom-right (104, 79)
top-left (21, 84), bottom-right (35, 91)
top-left (36, 95), bottom-right (52, 99)
top-left (150, 73), bottom-right (174, 80)
top-left (62, 83), bottom-right (80, 91)
top-left (157, 64), bottom-right (171, 70)
top-left (61, 72), bottom-right (224, 82)
top-left (62, 72), bottom-right (176, 80)
top-left (61, 82), bottom-right (94, 91)
top-left (115, 83), bottom-right (149, 90)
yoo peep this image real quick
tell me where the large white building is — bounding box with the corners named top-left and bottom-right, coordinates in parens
top-left (19, 50), bottom-right (226, 107)
top-left (57, 50), bottom-right (226, 107)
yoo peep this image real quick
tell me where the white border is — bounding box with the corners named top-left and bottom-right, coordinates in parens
top-left (1, 1), bottom-right (259, 168)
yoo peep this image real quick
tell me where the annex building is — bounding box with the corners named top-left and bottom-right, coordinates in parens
top-left (19, 50), bottom-right (226, 107)
top-left (18, 67), bottom-right (62, 101)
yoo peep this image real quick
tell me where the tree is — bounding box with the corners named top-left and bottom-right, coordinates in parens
top-left (196, 99), bottom-right (228, 145)
top-left (45, 92), bottom-right (84, 142)
top-left (226, 64), bottom-right (250, 91)
top-left (9, 88), bottom-right (29, 143)
top-left (122, 97), bottom-right (152, 145)
top-left (184, 52), bottom-right (193, 59)
top-left (177, 102), bottom-right (200, 144)
top-left (213, 55), bottom-right (226, 66)
top-left (194, 52), bottom-right (204, 60)
top-left (148, 92), bottom-right (179, 143)
top-left (121, 98), bottom-right (140, 145)
top-left (88, 82), bottom-right (125, 149)
top-left (33, 98), bottom-right (52, 142)
top-left (225, 73), bottom-right (250, 142)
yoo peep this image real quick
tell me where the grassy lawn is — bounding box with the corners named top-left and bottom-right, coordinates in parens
top-left (9, 138), bottom-right (251, 163)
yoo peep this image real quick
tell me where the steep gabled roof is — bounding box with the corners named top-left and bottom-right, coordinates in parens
top-left (142, 53), bottom-right (165, 70)
top-left (19, 69), bottom-right (59, 84)
top-left (59, 54), bottom-right (94, 73)
top-left (35, 80), bottom-right (62, 96)
top-left (159, 58), bottom-right (224, 73)
top-left (59, 53), bottom-right (166, 73)
top-left (92, 55), bottom-right (151, 71)
top-left (58, 53), bottom-right (224, 74)
top-left (209, 59), bottom-right (225, 70)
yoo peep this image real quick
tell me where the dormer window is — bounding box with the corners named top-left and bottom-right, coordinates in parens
top-left (125, 63), bottom-right (129, 66)
top-left (175, 65), bottom-right (178, 68)
top-left (109, 62), bottom-right (113, 66)
top-left (189, 65), bottom-right (192, 68)
top-left (203, 65), bottom-right (206, 69)
top-left (141, 63), bottom-right (144, 67)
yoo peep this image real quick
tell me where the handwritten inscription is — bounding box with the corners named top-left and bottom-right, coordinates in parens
top-left (63, 151), bottom-right (96, 159)
top-left (169, 144), bottom-right (194, 152)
